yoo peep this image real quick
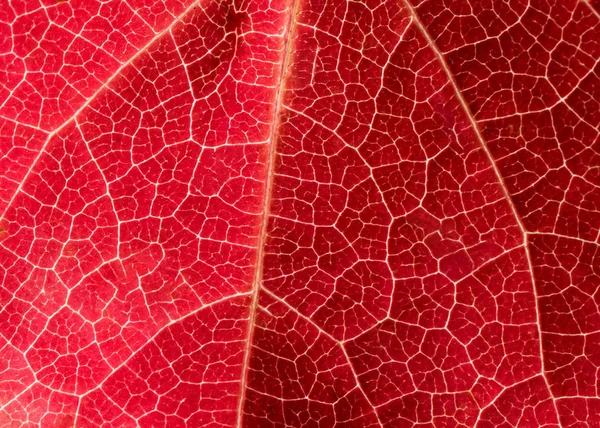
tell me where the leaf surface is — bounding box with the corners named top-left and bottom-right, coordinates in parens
top-left (0, 0), bottom-right (599, 426)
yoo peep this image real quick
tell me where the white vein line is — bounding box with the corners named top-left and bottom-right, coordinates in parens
top-left (0, 0), bottom-right (208, 221)
top-left (77, 292), bottom-right (251, 400)
top-left (580, 0), bottom-right (600, 20)
top-left (400, 0), bottom-right (562, 421)
top-left (528, 231), bottom-right (600, 246)
top-left (235, 1), bottom-right (299, 425)
top-left (260, 288), bottom-right (384, 426)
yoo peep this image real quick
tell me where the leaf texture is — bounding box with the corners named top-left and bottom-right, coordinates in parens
top-left (0, 0), bottom-right (598, 426)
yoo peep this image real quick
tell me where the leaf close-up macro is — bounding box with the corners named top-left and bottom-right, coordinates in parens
top-left (0, 0), bottom-right (599, 426)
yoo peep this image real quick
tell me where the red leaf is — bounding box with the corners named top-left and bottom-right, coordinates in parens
top-left (1, 0), bottom-right (599, 426)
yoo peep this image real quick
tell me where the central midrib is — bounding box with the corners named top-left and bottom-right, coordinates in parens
top-left (235, 0), bottom-right (301, 425)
